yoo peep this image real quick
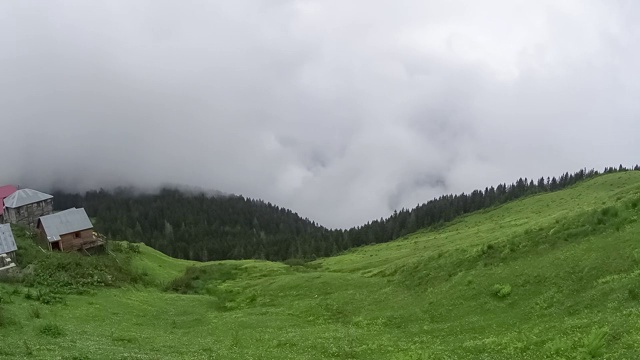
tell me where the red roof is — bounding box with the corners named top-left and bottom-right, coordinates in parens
top-left (0, 185), bottom-right (18, 216)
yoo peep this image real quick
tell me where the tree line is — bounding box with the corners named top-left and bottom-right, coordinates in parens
top-left (52, 165), bottom-right (640, 262)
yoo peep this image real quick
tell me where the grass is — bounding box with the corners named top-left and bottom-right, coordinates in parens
top-left (0, 171), bottom-right (639, 358)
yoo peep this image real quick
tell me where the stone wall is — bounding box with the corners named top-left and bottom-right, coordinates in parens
top-left (4, 199), bottom-right (54, 229)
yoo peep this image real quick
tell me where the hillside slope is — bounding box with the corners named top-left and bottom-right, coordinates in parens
top-left (52, 167), bottom-right (627, 262)
top-left (0, 172), bottom-right (639, 359)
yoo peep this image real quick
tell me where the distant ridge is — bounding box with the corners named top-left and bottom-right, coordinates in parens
top-left (52, 165), bottom-right (639, 262)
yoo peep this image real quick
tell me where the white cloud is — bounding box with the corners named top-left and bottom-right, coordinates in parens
top-left (1, 0), bottom-right (639, 228)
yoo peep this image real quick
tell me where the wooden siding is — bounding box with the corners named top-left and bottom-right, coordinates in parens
top-left (37, 223), bottom-right (102, 252)
top-left (59, 229), bottom-right (95, 252)
top-left (3, 199), bottom-right (54, 229)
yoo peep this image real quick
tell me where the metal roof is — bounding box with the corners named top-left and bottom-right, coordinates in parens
top-left (3, 189), bottom-right (53, 208)
top-left (0, 224), bottom-right (17, 255)
top-left (0, 185), bottom-right (17, 199)
top-left (38, 208), bottom-right (93, 242)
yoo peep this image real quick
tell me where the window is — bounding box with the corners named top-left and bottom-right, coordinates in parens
top-left (74, 232), bottom-right (81, 238)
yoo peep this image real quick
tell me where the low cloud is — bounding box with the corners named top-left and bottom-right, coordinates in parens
top-left (1, 1), bottom-right (639, 228)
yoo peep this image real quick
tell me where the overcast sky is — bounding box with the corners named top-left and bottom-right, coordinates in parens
top-left (1, 1), bottom-right (639, 228)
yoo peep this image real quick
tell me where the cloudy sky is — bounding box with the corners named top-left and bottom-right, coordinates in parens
top-left (1, 1), bottom-right (639, 228)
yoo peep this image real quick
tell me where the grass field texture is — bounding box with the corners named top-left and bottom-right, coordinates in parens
top-left (1, 171), bottom-right (640, 359)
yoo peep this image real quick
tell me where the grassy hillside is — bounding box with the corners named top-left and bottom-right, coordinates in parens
top-left (1, 171), bottom-right (640, 359)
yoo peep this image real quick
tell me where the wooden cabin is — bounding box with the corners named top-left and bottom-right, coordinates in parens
top-left (37, 208), bottom-right (104, 252)
top-left (3, 189), bottom-right (53, 229)
top-left (0, 223), bottom-right (17, 269)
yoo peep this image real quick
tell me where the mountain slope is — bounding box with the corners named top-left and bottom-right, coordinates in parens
top-left (0, 172), bottom-right (639, 359)
top-left (52, 167), bottom-right (632, 262)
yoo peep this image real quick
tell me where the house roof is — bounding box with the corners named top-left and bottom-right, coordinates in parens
top-left (38, 208), bottom-right (93, 242)
top-left (0, 224), bottom-right (17, 255)
top-left (3, 189), bottom-right (53, 209)
top-left (0, 185), bottom-right (17, 199)
top-left (0, 185), bottom-right (17, 216)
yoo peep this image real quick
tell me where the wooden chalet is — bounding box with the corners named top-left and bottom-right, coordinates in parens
top-left (37, 208), bottom-right (104, 253)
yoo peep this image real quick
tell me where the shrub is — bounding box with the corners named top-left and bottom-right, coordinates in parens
top-left (164, 264), bottom-right (241, 294)
top-left (126, 242), bottom-right (141, 254)
top-left (492, 284), bottom-right (512, 298)
top-left (109, 241), bottom-right (141, 255)
top-left (38, 322), bottom-right (65, 338)
top-left (206, 286), bottom-right (237, 312)
top-left (22, 341), bottom-right (33, 356)
top-left (600, 206), bottom-right (619, 218)
top-left (65, 355), bottom-right (90, 360)
top-left (283, 258), bottom-right (321, 270)
top-left (22, 251), bottom-right (147, 294)
top-left (24, 289), bottom-right (64, 305)
top-left (283, 258), bottom-right (307, 267)
top-left (582, 327), bottom-right (608, 358)
top-left (29, 306), bottom-right (41, 319)
top-left (13, 226), bottom-right (48, 267)
top-left (109, 241), bottom-right (126, 253)
top-left (0, 305), bottom-right (8, 327)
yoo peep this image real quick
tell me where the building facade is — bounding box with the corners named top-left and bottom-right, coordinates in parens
top-left (37, 208), bottom-right (104, 252)
top-left (0, 223), bottom-right (17, 266)
top-left (3, 189), bottom-right (54, 229)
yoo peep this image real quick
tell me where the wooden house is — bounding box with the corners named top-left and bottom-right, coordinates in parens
top-left (3, 189), bottom-right (53, 229)
top-left (0, 224), bottom-right (17, 269)
top-left (0, 185), bottom-right (17, 223)
top-left (37, 208), bottom-right (104, 252)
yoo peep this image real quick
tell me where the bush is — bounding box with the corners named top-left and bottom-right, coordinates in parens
top-left (492, 284), bottom-right (512, 298)
top-left (283, 258), bottom-right (307, 267)
top-left (0, 305), bottom-right (8, 327)
top-left (109, 241), bottom-right (141, 254)
top-left (38, 322), bottom-right (65, 338)
top-left (12, 226), bottom-right (48, 267)
top-left (29, 306), bottom-right (42, 319)
top-left (206, 286), bottom-right (238, 312)
top-left (582, 328), bottom-right (608, 358)
top-left (22, 341), bottom-right (33, 356)
top-left (600, 206), bottom-right (619, 218)
top-left (109, 241), bottom-right (126, 253)
top-left (22, 252), bottom-right (147, 294)
top-left (283, 258), bottom-right (321, 270)
top-left (164, 264), bottom-right (241, 294)
top-left (24, 289), bottom-right (64, 305)
top-left (127, 242), bottom-right (141, 254)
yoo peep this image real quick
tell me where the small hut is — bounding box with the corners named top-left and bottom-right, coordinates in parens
top-left (37, 208), bottom-right (104, 252)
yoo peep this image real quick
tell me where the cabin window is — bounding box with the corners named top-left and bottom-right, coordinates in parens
top-left (74, 232), bottom-right (81, 238)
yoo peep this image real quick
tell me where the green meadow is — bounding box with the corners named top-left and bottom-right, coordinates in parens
top-left (1, 171), bottom-right (640, 359)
